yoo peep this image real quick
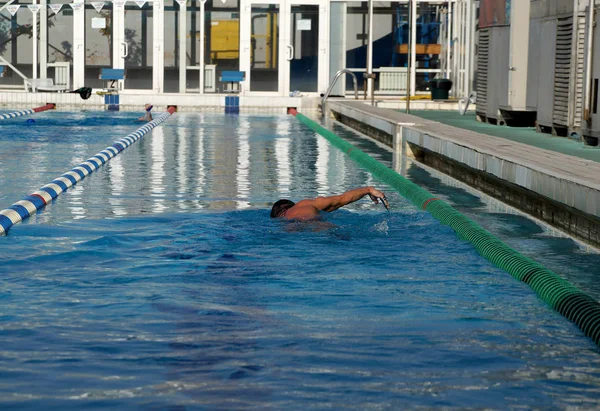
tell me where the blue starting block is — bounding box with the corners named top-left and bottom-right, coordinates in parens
top-left (99, 68), bottom-right (125, 92)
top-left (219, 70), bottom-right (245, 93)
top-left (0, 65), bottom-right (5, 78)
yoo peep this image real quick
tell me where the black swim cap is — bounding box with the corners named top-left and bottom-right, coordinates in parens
top-left (271, 199), bottom-right (295, 218)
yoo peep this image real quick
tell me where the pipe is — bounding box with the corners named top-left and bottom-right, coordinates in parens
top-left (0, 107), bottom-right (177, 235)
top-left (289, 110), bottom-right (600, 348)
top-left (0, 103), bottom-right (55, 120)
top-left (585, 0), bottom-right (595, 122)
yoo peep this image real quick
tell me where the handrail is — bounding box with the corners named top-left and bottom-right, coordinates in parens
top-left (321, 69), bottom-right (359, 114)
top-left (458, 91), bottom-right (476, 115)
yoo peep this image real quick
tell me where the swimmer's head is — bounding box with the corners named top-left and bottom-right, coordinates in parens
top-left (25, 119), bottom-right (36, 124)
top-left (270, 199), bottom-right (295, 218)
top-left (145, 104), bottom-right (153, 111)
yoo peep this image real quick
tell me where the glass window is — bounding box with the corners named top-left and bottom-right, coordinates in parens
top-left (48, 0), bottom-right (74, 87)
top-left (345, 2), bottom-right (398, 90)
top-left (415, 1), bottom-right (444, 91)
top-left (186, 0), bottom-right (240, 93)
top-left (85, 2), bottom-right (113, 88)
top-left (0, 0), bottom-right (34, 86)
top-left (206, 0), bottom-right (240, 92)
top-left (164, 0), bottom-right (179, 93)
top-left (124, 1), bottom-right (153, 90)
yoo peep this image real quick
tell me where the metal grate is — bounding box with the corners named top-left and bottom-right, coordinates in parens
top-left (476, 29), bottom-right (489, 114)
top-left (553, 17), bottom-right (573, 127)
top-left (573, 14), bottom-right (586, 128)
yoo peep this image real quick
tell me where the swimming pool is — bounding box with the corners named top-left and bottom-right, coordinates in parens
top-left (1, 112), bottom-right (600, 409)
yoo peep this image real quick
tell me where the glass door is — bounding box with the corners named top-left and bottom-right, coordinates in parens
top-left (240, 0), bottom-right (282, 94)
top-left (240, 0), bottom-right (324, 95)
top-left (123, 0), bottom-right (154, 90)
top-left (287, 4), bottom-right (318, 93)
top-left (251, 3), bottom-right (280, 91)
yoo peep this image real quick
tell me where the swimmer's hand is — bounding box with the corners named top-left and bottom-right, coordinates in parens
top-left (368, 188), bottom-right (389, 210)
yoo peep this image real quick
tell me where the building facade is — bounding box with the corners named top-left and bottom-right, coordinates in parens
top-left (0, 0), bottom-right (472, 98)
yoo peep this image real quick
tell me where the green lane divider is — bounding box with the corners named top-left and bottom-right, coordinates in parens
top-left (294, 111), bottom-right (600, 347)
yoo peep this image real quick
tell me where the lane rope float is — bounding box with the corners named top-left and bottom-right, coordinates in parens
top-left (290, 108), bottom-right (600, 348)
top-left (0, 106), bottom-right (177, 235)
top-left (0, 103), bottom-right (56, 120)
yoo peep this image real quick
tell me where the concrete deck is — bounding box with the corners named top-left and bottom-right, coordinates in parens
top-left (324, 100), bottom-right (600, 247)
top-left (410, 110), bottom-right (600, 163)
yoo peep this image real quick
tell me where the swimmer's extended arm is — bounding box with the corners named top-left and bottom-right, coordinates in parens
top-left (297, 186), bottom-right (387, 212)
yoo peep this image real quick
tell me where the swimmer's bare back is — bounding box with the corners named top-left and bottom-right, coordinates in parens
top-left (284, 203), bottom-right (321, 220)
top-left (282, 187), bottom-right (388, 220)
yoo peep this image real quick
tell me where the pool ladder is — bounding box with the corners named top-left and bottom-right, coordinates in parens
top-left (321, 69), bottom-right (359, 116)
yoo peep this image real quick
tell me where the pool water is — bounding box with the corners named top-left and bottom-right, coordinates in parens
top-left (1, 112), bottom-right (600, 409)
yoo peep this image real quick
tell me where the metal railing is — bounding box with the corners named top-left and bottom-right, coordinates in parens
top-left (458, 91), bottom-right (476, 115)
top-left (321, 69), bottom-right (359, 114)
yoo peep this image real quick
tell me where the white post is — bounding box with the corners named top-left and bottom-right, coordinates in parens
top-left (32, 1), bottom-right (38, 79)
top-left (200, 0), bottom-right (206, 93)
top-left (153, 0), bottom-right (165, 93)
top-left (318, 2), bottom-right (329, 94)
top-left (461, 0), bottom-right (466, 97)
top-left (40, 0), bottom-right (47, 79)
top-left (452, 1), bottom-right (458, 95)
top-left (455, 0), bottom-right (461, 97)
top-left (178, 0), bottom-right (187, 93)
top-left (585, 0), bottom-right (595, 121)
top-left (464, 0), bottom-right (472, 97)
top-left (446, 3), bottom-right (451, 79)
top-left (73, 0), bottom-right (85, 88)
top-left (239, 0), bottom-right (250, 94)
top-left (113, 1), bottom-right (125, 70)
top-left (366, 0), bottom-right (373, 97)
top-left (410, 0), bottom-right (417, 96)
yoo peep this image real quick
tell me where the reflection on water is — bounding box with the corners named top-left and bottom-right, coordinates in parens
top-left (237, 117), bottom-right (251, 209)
top-left (1, 112), bottom-right (600, 409)
top-left (326, 118), bottom-right (600, 300)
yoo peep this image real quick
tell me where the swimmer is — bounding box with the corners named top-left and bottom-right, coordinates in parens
top-left (138, 104), bottom-right (153, 122)
top-left (271, 186), bottom-right (389, 221)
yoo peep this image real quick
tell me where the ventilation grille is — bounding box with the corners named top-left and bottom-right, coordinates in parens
top-left (573, 14), bottom-right (586, 128)
top-left (476, 29), bottom-right (489, 114)
top-left (553, 17), bottom-right (573, 127)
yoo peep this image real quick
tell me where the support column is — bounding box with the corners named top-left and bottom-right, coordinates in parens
top-left (366, 0), bottom-right (373, 96)
top-left (113, 1), bottom-right (125, 70)
top-left (328, 2), bottom-right (345, 96)
top-left (464, 0), bottom-right (472, 96)
top-left (239, 0), bottom-right (251, 94)
top-left (73, 0), bottom-right (86, 88)
top-left (178, 0), bottom-right (187, 93)
top-left (199, 0), bottom-right (205, 93)
top-left (40, 0), bottom-right (47, 79)
top-left (153, 0), bottom-right (165, 92)
top-left (446, 4), bottom-right (451, 79)
top-left (31, 1), bottom-right (39, 79)
top-left (318, 2), bottom-right (330, 94)
top-left (410, 0), bottom-right (417, 96)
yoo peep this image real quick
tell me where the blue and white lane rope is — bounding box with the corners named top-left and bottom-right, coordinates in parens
top-left (0, 103), bottom-right (56, 120)
top-left (0, 107), bottom-right (177, 235)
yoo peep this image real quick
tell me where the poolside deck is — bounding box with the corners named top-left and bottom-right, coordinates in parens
top-left (324, 100), bottom-right (600, 247)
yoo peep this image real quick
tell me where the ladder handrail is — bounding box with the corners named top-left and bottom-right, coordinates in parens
top-left (321, 69), bottom-right (359, 112)
top-left (458, 91), bottom-right (476, 115)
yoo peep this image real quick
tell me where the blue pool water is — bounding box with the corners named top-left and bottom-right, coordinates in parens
top-left (1, 112), bottom-right (600, 409)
